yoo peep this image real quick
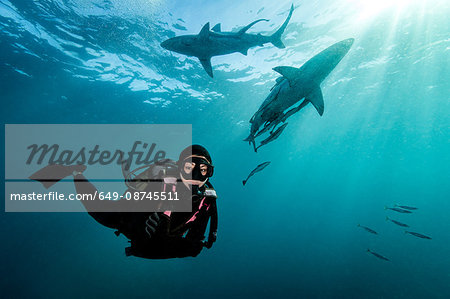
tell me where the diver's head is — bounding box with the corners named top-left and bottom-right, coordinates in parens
top-left (178, 145), bottom-right (214, 188)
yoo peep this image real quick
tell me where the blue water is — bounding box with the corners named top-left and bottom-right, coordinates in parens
top-left (1, 0), bottom-right (449, 298)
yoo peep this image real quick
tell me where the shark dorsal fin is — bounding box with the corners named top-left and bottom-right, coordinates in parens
top-left (211, 23), bottom-right (221, 32)
top-left (272, 66), bottom-right (300, 85)
top-left (238, 19), bottom-right (269, 35)
top-left (198, 57), bottom-right (213, 78)
top-left (199, 22), bottom-right (210, 38)
top-left (306, 87), bottom-right (324, 116)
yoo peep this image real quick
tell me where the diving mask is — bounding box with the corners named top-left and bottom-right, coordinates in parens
top-left (180, 156), bottom-right (214, 182)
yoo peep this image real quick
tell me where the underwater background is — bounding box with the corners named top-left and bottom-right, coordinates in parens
top-left (1, 0), bottom-right (449, 298)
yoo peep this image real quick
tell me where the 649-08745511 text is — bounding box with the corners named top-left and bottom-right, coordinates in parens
top-left (9, 191), bottom-right (179, 201)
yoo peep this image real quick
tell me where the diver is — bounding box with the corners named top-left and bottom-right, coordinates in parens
top-left (30, 145), bottom-right (218, 259)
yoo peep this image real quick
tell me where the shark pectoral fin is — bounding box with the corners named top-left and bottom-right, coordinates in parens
top-left (198, 57), bottom-right (213, 77)
top-left (272, 66), bottom-right (300, 86)
top-left (211, 23), bottom-right (221, 32)
top-left (199, 22), bottom-right (210, 38)
top-left (306, 87), bottom-right (324, 116)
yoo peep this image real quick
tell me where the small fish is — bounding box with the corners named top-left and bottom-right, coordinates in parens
top-left (357, 224), bottom-right (378, 235)
top-left (367, 249), bottom-right (390, 261)
top-left (395, 204), bottom-right (418, 210)
top-left (405, 231), bottom-right (432, 240)
top-left (385, 216), bottom-right (409, 228)
top-left (280, 100), bottom-right (309, 123)
top-left (385, 206), bottom-right (412, 214)
top-left (255, 123), bottom-right (288, 152)
top-left (254, 113), bottom-right (283, 138)
top-left (242, 161), bottom-right (271, 186)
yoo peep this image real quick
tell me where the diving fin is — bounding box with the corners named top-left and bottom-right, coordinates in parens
top-left (29, 164), bottom-right (86, 189)
top-left (199, 57), bottom-right (214, 77)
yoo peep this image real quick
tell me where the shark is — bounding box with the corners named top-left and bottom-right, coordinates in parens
top-left (160, 4), bottom-right (294, 77)
top-left (244, 38), bottom-right (354, 151)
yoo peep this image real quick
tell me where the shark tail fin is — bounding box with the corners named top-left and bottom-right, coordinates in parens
top-left (238, 19), bottom-right (269, 35)
top-left (270, 4), bottom-right (294, 49)
top-left (271, 36), bottom-right (285, 49)
top-left (242, 180), bottom-right (247, 186)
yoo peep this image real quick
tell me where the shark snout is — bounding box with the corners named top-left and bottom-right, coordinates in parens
top-left (342, 38), bottom-right (355, 47)
top-left (160, 39), bottom-right (170, 50)
top-left (161, 38), bottom-right (180, 51)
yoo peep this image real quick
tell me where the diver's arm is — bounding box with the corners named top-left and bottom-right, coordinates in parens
top-left (204, 200), bottom-right (218, 248)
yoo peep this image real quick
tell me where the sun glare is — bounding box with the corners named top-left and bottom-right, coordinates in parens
top-left (354, 0), bottom-right (414, 22)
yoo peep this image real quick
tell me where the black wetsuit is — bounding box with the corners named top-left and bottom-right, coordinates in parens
top-left (77, 175), bottom-right (218, 259)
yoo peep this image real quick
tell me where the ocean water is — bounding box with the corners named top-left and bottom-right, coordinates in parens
top-left (1, 0), bottom-right (449, 298)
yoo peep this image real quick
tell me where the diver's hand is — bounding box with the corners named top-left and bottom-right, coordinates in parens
top-left (145, 212), bottom-right (160, 239)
